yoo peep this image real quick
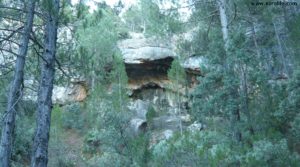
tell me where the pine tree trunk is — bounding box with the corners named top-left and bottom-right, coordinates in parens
top-left (218, 0), bottom-right (229, 49)
top-left (0, 1), bottom-right (35, 166)
top-left (118, 72), bottom-right (123, 111)
top-left (217, 0), bottom-right (242, 143)
top-left (273, 21), bottom-right (288, 77)
top-left (241, 66), bottom-right (254, 136)
top-left (251, 21), bottom-right (262, 61)
top-left (176, 65), bottom-right (183, 136)
top-left (31, 0), bottom-right (59, 166)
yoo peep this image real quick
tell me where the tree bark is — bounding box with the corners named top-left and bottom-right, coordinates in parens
top-left (251, 21), bottom-right (261, 60)
top-left (31, 0), bottom-right (59, 166)
top-left (273, 21), bottom-right (288, 77)
top-left (218, 0), bottom-right (229, 49)
top-left (0, 1), bottom-right (35, 166)
top-left (241, 66), bottom-right (254, 136)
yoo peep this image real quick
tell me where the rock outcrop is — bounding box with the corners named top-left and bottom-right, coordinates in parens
top-left (118, 34), bottom-right (204, 93)
top-left (130, 118), bottom-right (147, 135)
top-left (118, 37), bottom-right (176, 94)
top-left (181, 56), bottom-right (206, 74)
top-left (16, 33), bottom-right (205, 108)
top-left (22, 33), bottom-right (205, 144)
top-left (23, 79), bottom-right (87, 105)
top-left (119, 34), bottom-right (204, 143)
top-left (19, 32), bottom-right (206, 147)
top-left (118, 37), bottom-right (176, 64)
top-left (52, 83), bottom-right (87, 105)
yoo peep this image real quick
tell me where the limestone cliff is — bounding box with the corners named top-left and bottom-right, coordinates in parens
top-left (22, 33), bottom-right (205, 143)
top-left (117, 34), bottom-right (204, 143)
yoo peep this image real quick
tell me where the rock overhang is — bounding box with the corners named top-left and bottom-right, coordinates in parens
top-left (118, 36), bottom-right (205, 92)
top-left (118, 37), bottom-right (177, 91)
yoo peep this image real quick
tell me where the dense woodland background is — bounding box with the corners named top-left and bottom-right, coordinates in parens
top-left (0, 0), bottom-right (300, 166)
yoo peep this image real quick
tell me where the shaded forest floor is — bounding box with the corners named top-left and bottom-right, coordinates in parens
top-left (48, 129), bottom-right (86, 167)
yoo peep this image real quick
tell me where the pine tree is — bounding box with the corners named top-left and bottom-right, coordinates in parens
top-left (123, 0), bottom-right (182, 36)
top-left (31, 0), bottom-right (59, 166)
top-left (0, 1), bottom-right (35, 166)
top-left (168, 58), bottom-right (186, 135)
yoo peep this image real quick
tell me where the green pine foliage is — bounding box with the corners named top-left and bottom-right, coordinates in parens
top-left (74, 6), bottom-right (126, 83)
top-left (188, 0), bottom-right (300, 166)
top-left (123, 0), bottom-right (183, 37)
top-left (168, 58), bottom-right (186, 86)
top-left (151, 131), bottom-right (232, 167)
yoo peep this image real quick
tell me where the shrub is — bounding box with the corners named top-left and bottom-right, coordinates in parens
top-left (151, 131), bottom-right (232, 167)
top-left (10, 100), bottom-right (36, 166)
top-left (289, 114), bottom-right (300, 152)
top-left (242, 139), bottom-right (300, 167)
top-left (62, 103), bottom-right (84, 130)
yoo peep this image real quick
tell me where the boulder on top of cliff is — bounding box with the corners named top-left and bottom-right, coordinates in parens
top-left (118, 37), bottom-right (176, 64)
top-left (181, 56), bottom-right (207, 74)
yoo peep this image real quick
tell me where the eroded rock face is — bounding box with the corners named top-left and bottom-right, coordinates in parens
top-left (52, 83), bottom-right (87, 105)
top-left (118, 36), bottom-right (177, 95)
top-left (23, 78), bottom-right (88, 105)
top-left (119, 34), bottom-right (204, 95)
top-left (126, 57), bottom-right (173, 90)
top-left (128, 99), bottom-right (149, 119)
top-left (130, 118), bottom-right (147, 136)
top-left (120, 34), bottom-right (205, 144)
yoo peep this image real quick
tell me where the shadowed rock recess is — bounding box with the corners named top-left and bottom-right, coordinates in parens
top-left (118, 37), bottom-right (176, 92)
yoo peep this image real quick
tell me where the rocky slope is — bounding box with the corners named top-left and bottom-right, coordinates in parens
top-left (19, 32), bottom-right (205, 143)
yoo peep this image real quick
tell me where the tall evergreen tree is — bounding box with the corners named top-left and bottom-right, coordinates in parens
top-left (217, 0), bottom-right (242, 143)
top-left (31, 0), bottom-right (59, 166)
top-left (168, 58), bottom-right (187, 135)
top-left (0, 1), bottom-right (35, 166)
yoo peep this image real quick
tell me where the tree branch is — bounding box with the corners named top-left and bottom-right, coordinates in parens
top-left (0, 26), bottom-right (24, 44)
top-left (0, 48), bottom-right (19, 57)
top-left (30, 31), bottom-right (44, 49)
top-left (32, 46), bottom-right (48, 64)
top-left (227, 2), bottom-right (237, 27)
top-left (55, 58), bottom-right (71, 79)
